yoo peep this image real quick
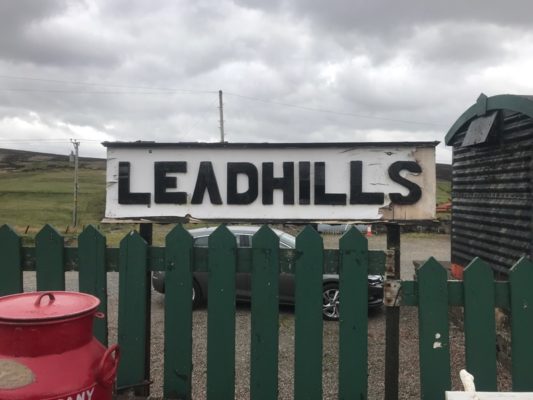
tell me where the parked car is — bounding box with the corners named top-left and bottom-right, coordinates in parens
top-left (152, 226), bottom-right (383, 321)
top-left (317, 223), bottom-right (368, 234)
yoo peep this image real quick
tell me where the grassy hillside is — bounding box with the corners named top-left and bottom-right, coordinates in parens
top-left (0, 148), bottom-right (105, 228)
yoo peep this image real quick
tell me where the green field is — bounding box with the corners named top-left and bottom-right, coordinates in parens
top-left (436, 180), bottom-right (451, 204)
top-left (0, 167), bottom-right (105, 228)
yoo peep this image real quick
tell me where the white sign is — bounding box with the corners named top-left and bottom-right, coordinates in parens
top-left (103, 142), bottom-right (436, 222)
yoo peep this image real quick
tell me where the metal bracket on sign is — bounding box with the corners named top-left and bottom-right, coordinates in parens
top-left (384, 249), bottom-right (395, 279)
top-left (384, 280), bottom-right (402, 307)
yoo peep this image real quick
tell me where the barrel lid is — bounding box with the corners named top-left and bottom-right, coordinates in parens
top-left (0, 291), bottom-right (100, 322)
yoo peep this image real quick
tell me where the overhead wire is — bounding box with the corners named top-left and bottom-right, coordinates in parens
top-left (224, 92), bottom-right (446, 127)
top-left (0, 74), bottom-right (446, 127)
top-left (0, 74), bottom-right (216, 94)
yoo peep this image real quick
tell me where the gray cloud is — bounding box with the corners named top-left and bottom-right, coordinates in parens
top-left (1, 0), bottom-right (532, 164)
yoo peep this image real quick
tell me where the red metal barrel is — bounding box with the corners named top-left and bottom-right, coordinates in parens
top-left (0, 291), bottom-right (119, 400)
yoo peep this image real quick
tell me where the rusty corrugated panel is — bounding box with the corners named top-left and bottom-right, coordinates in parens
top-left (451, 111), bottom-right (533, 275)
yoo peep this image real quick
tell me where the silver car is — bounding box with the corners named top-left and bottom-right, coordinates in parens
top-left (152, 225), bottom-right (383, 321)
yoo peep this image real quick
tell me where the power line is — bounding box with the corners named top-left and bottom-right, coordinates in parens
top-left (225, 92), bottom-right (447, 127)
top-left (0, 139), bottom-right (101, 143)
top-left (0, 74), bottom-right (446, 127)
top-left (0, 88), bottom-right (198, 95)
top-left (0, 74), bottom-right (217, 94)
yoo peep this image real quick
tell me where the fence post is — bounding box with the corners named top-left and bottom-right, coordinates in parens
top-left (138, 223), bottom-right (152, 398)
top-left (0, 225), bottom-right (22, 295)
top-left (509, 257), bottom-right (533, 391)
top-left (206, 225), bottom-right (237, 400)
top-left (417, 257), bottom-right (450, 399)
top-left (164, 225), bottom-right (194, 399)
top-left (250, 225), bottom-right (280, 400)
top-left (339, 227), bottom-right (368, 399)
top-left (79, 225), bottom-right (108, 346)
top-left (294, 225), bottom-right (323, 400)
top-left (384, 223), bottom-right (400, 400)
top-left (463, 258), bottom-right (496, 390)
top-left (117, 231), bottom-right (149, 395)
top-left (36, 224), bottom-right (65, 291)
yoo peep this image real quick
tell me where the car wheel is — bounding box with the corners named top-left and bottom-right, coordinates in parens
top-left (322, 282), bottom-right (340, 321)
top-left (192, 279), bottom-right (203, 309)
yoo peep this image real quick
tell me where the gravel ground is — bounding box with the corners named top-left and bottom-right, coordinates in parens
top-left (22, 232), bottom-right (512, 399)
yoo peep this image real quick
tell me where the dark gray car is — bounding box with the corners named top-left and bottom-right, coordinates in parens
top-left (152, 225), bottom-right (383, 321)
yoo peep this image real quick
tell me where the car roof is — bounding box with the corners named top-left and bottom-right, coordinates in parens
top-left (187, 225), bottom-right (295, 244)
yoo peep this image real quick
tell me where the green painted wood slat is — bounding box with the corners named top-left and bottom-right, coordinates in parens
top-left (463, 258), bottom-right (497, 391)
top-left (0, 225), bottom-right (23, 295)
top-left (339, 227), bottom-right (368, 399)
top-left (206, 226), bottom-right (237, 400)
top-left (400, 280), bottom-right (511, 309)
top-left (164, 225), bottom-right (194, 399)
top-left (78, 225), bottom-right (108, 346)
top-left (17, 245), bottom-right (387, 275)
top-left (250, 226), bottom-right (279, 400)
top-left (36, 224), bottom-right (65, 291)
top-left (417, 258), bottom-right (451, 400)
top-left (294, 226), bottom-right (323, 400)
top-left (117, 231), bottom-right (149, 392)
top-left (509, 257), bottom-right (533, 391)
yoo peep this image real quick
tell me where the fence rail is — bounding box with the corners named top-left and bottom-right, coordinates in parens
top-left (1, 223), bottom-right (533, 399)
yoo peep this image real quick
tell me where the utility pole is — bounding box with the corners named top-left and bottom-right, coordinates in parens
top-left (70, 139), bottom-right (80, 227)
top-left (219, 90), bottom-right (225, 142)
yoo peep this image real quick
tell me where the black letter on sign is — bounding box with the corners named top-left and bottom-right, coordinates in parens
top-left (154, 162), bottom-right (187, 204)
top-left (388, 161), bottom-right (422, 205)
top-left (314, 162), bottom-right (347, 205)
top-left (262, 162), bottom-right (294, 205)
top-left (298, 162), bottom-right (311, 205)
top-left (227, 162), bottom-right (258, 204)
top-left (191, 162), bottom-right (222, 204)
top-left (118, 162), bottom-right (150, 204)
top-left (350, 161), bottom-right (384, 204)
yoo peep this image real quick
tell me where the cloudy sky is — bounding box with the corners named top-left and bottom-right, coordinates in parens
top-left (1, 0), bottom-right (532, 163)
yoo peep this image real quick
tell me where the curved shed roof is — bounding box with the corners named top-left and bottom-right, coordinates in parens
top-left (445, 93), bottom-right (533, 145)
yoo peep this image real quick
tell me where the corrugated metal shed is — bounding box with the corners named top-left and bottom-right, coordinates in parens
top-left (446, 94), bottom-right (533, 276)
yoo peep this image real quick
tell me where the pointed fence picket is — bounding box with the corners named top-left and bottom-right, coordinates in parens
top-left (509, 258), bottom-right (533, 391)
top-left (79, 225), bottom-right (108, 346)
top-left (117, 231), bottom-right (149, 391)
top-left (250, 225), bottom-right (280, 400)
top-left (36, 224), bottom-right (65, 291)
top-left (294, 226), bottom-right (324, 400)
top-left (206, 225), bottom-right (237, 400)
top-left (463, 258), bottom-right (497, 391)
top-left (0, 224), bottom-right (22, 295)
top-left (2, 223), bottom-right (533, 399)
top-left (164, 225), bottom-right (194, 399)
top-left (338, 227), bottom-right (368, 399)
top-left (417, 257), bottom-right (451, 399)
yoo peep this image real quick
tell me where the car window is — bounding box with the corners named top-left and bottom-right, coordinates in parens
top-left (194, 234), bottom-right (239, 247)
top-left (193, 236), bottom-right (209, 247)
top-left (239, 235), bottom-right (252, 248)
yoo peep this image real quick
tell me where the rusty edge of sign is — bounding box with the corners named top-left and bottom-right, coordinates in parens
top-left (100, 217), bottom-right (441, 225)
top-left (102, 141), bottom-right (440, 149)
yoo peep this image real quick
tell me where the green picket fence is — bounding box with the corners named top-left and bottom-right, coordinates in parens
top-left (0, 223), bottom-right (384, 399)
top-left (399, 256), bottom-right (533, 398)
top-left (1, 223), bottom-right (533, 399)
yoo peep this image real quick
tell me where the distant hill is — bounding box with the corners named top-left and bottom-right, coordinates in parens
top-left (0, 148), bottom-right (105, 172)
top-left (436, 163), bottom-right (452, 181)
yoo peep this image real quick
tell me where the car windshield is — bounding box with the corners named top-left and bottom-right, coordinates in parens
top-left (277, 232), bottom-right (296, 249)
top-left (190, 226), bottom-right (297, 249)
